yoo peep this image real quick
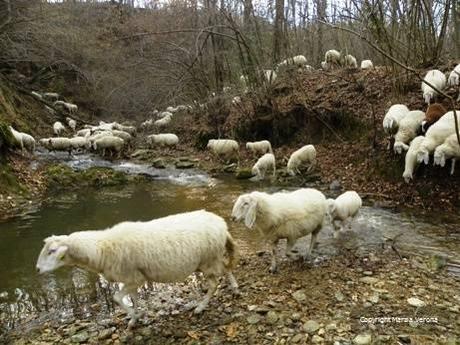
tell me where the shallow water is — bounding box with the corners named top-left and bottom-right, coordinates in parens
top-left (1, 155), bottom-right (459, 330)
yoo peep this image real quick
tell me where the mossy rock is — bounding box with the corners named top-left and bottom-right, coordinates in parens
top-left (131, 149), bottom-right (154, 161)
top-left (175, 161), bottom-right (195, 169)
top-left (235, 168), bottom-right (254, 179)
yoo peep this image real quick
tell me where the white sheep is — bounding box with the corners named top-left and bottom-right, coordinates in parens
top-left (36, 210), bottom-right (239, 328)
top-left (66, 117), bottom-right (76, 132)
top-left (69, 137), bottom-right (91, 152)
top-left (326, 191), bottom-right (362, 236)
top-left (246, 140), bottom-right (273, 156)
top-left (9, 126), bottom-right (35, 153)
top-left (342, 54), bottom-right (357, 68)
top-left (251, 153), bottom-right (276, 180)
top-left (402, 136), bottom-right (424, 183)
top-left (53, 121), bottom-right (65, 136)
top-left (383, 104), bottom-right (410, 138)
top-left (54, 101), bottom-right (78, 114)
top-left (154, 115), bottom-right (172, 128)
top-left (207, 139), bottom-right (239, 161)
top-left (157, 111), bottom-right (173, 119)
top-left (93, 136), bottom-right (125, 158)
top-left (76, 128), bottom-right (92, 137)
top-left (286, 145), bottom-right (316, 176)
top-left (393, 110), bottom-right (425, 154)
top-left (421, 69), bottom-right (446, 104)
top-left (166, 106), bottom-right (178, 113)
top-left (43, 92), bottom-right (59, 101)
top-left (448, 64), bottom-right (460, 87)
top-left (111, 130), bottom-right (132, 144)
top-left (321, 61), bottom-right (330, 70)
top-left (43, 137), bottom-right (72, 155)
top-left (147, 133), bottom-right (179, 147)
top-left (113, 123), bottom-right (136, 136)
top-left (231, 188), bottom-right (326, 273)
top-left (433, 134), bottom-right (460, 175)
top-left (416, 110), bottom-right (460, 164)
top-left (360, 60), bottom-right (373, 69)
top-left (278, 55), bottom-right (308, 69)
top-left (325, 49), bottom-right (341, 67)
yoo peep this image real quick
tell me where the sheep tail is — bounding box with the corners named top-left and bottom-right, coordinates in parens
top-left (225, 234), bottom-right (239, 271)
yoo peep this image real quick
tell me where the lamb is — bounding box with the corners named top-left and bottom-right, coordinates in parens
top-left (326, 191), bottom-right (362, 236)
top-left (416, 110), bottom-right (460, 164)
top-left (402, 136), bottom-right (424, 183)
top-left (447, 64), bottom-right (460, 87)
top-left (421, 69), bottom-right (446, 104)
top-left (433, 134), bottom-right (460, 175)
top-left (286, 145), bottom-right (316, 176)
top-left (421, 103), bottom-right (447, 133)
top-left (36, 210), bottom-right (239, 328)
top-left (251, 153), bottom-right (276, 180)
top-left (66, 117), bottom-right (77, 132)
top-left (147, 133), bottom-right (179, 147)
top-left (154, 114), bottom-right (172, 128)
top-left (325, 49), bottom-right (341, 67)
top-left (360, 60), bottom-right (373, 69)
top-left (246, 140), bottom-right (273, 156)
top-left (53, 121), bottom-right (65, 136)
top-left (231, 188), bottom-right (327, 273)
top-left (393, 110), bottom-right (425, 154)
top-left (341, 54), bottom-right (358, 68)
top-left (93, 136), bottom-right (125, 158)
top-left (43, 92), bottom-right (59, 101)
top-left (207, 139), bottom-right (239, 161)
top-left (383, 104), bottom-right (410, 138)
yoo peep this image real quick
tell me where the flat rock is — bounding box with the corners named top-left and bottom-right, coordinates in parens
top-left (265, 311), bottom-right (278, 325)
top-left (247, 314), bottom-right (262, 325)
top-left (407, 297), bottom-right (426, 307)
top-left (175, 161), bottom-right (194, 169)
top-left (353, 333), bottom-right (372, 345)
top-left (359, 277), bottom-right (379, 285)
top-left (302, 320), bottom-right (320, 334)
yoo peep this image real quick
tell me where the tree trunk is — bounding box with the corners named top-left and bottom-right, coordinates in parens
top-left (273, 0), bottom-right (285, 63)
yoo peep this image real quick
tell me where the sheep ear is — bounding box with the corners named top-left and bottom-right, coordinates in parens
top-left (244, 199), bottom-right (257, 228)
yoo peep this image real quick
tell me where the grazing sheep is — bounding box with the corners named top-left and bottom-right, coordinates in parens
top-left (433, 134), bottom-right (460, 175)
top-left (154, 115), bottom-right (172, 128)
top-left (286, 145), bottom-right (316, 176)
top-left (147, 133), bottom-right (179, 147)
top-left (246, 140), bottom-right (273, 156)
top-left (402, 136), bottom-right (424, 183)
top-left (36, 210), bottom-right (239, 328)
top-left (69, 137), bottom-right (90, 152)
top-left (31, 91), bottom-right (42, 100)
top-left (9, 126), bottom-right (35, 153)
top-left (421, 69), bottom-right (446, 104)
top-left (393, 110), bottom-right (425, 154)
top-left (251, 153), bottom-right (276, 180)
top-left (44, 137), bottom-right (72, 155)
top-left (341, 54), bottom-right (358, 68)
top-left (383, 104), bottom-right (410, 138)
top-left (278, 55), bottom-right (308, 69)
top-left (9, 126), bottom-right (24, 151)
top-left (360, 60), bottom-right (373, 69)
top-left (231, 188), bottom-right (327, 273)
top-left (43, 92), bottom-right (59, 101)
top-left (416, 110), bottom-right (460, 164)
top-left (325, 49), bottom-right (341, 67)
top-left (421, 103), bottom-right (447, 133)
top-left (66, 117), bottom-right (77, 132)
top-left (326, 191), bottom-right (362, 235)
top-left (448, 64), bottom-right (460, 87)
top-left (93, 136), bottom-right (125, 158)
top-left (207, 139), bottom-right (239, 162)
top-left (53, 121), bottom-right (65, 136)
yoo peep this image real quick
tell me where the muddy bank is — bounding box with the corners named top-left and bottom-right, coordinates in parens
top-left (3, 250), bottom-right (459, 344)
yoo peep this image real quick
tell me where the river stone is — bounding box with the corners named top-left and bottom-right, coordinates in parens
top-left (175, 161), bottom-right (194, 169)
top-left (247, 314), bottom-right (262, 324)
top-left (292, 290), bottom-right (307, 303)
top-left (353, 333), bottom-right (372, 345)
top-left (71, 331), bottom-right (89, 343)
top-left (407, 297), bottom-right (426, 307)
top-left (359, 277), bottom-right (379, 285)
top-left (151, 158), bottom-right (166, 169)
top-left (235, 168), bottom-right (254, 179)
top-left (302, 320), bottom-right (320, 334)
top-left (266, 311), bottom-right (278, 324)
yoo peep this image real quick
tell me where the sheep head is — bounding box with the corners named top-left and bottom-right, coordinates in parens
top-left (36, 235), bottom-right (70, 274)
top-left (402, 171), bottom-right (413, 183)
top-left (416, 149), bottom-right (429, 165)
top-left (433, 150), bottom-right (446, 167)
top-left (231, 194), bottom-right (258, 228)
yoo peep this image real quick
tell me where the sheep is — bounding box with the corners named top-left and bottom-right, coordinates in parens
top-left (402, 136), bottom-right (424, 183)
top-left (421, 103), bottom-right (447, 133)
top-left (421, 69), bottom-right (446, 104)
top-left (433, 134), bottom-right (460, 175)
top-left (286, 145), bottom-right (316, 176)
top-left (154, 115), bottom-right (172, 128)
top-left (383, 104), bottom-right (410, 138)
top-left (326, 191), bottom-right (362, 236)
top-left (43, 92), bottom-right (59, 101)
top-left (246, 140), bottom-right (273, 156)
top-left (341, 54), bottom-right (358, 68)
top-left (76, 128), bottom-right (92, 137)
top-left (9, 126), bottom-right (35, 153)
top-left (66, 117), bottom-right (77, 132)
top-left (360, 60), bottom-right (373, 69)
top-left (31, 91), bottom-right (42, 100)
top-left (111, 130), bottom-right (132, 145)
top-left (166, 106), bottom-right (177, 113)
top-left (321, 61), bottom-right (330, 70)
top-left (69, 137), bottom-right (91, 152)
top-left (53, 101), bottom-right (78, 114)
top-left (231, 188), bottom-right (327, 273)
top-left (416, 110), bottom-right (460, 164)
top-left (113, 123), bottom-right (136, 136)
top-left (447, 64), bottom-right (460, 87)
top-left (36, 210), bottom-right (239, 328)
top-left (251, 153), bottom-right (276, 180)
top-left (147, 133), bottom-right (179, 147)
top-left (207, 139), bottom-right (239, 162)
top-left (278, 55), bottom-right (308, 69)
top-left (93, 136), bottom-right (125, 158)
top-left (44, 137), bottom-right (72, 155)
top-left (53, 121), bottom-right (65, 136)
top-left (263, 69), bottom-right (277, 83)
top-left (393, 110), bottom-right (425, 154)
top-left (158, 111), bottom-right (173, 119)
top-left (325, 49), bottom-right (341, 67)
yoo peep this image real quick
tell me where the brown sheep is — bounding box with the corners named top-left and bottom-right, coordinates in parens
top-left (422, 103), bottom-right (447, 133)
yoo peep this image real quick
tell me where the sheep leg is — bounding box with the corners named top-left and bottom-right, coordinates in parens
top-left (269, 240), bottom-right (279, 273)
top-left (306, 226), bottom-right (321, 258)
top-left (450, 159), bottom-right (456, 175)
top-left (194, 275), bottom-right (217, 314)
top-left (113, 285), bottom-right (140, 327)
